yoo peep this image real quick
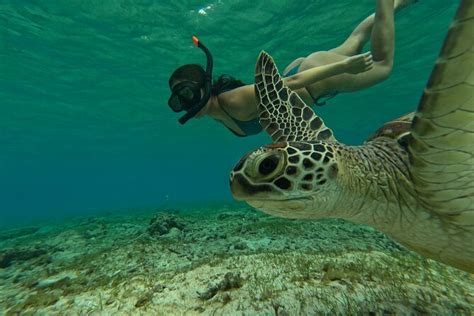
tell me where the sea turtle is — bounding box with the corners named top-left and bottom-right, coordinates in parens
top-left (229, 0), bottom-right (473, 273)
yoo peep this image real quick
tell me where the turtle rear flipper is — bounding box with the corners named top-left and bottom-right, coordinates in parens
top-left (408, 0), bottom-right (474, 222)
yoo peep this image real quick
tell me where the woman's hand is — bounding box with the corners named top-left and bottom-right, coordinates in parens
top-left (283, 52), bottom-right (374, 91)
top-left (343, 52), bottom-right (373, 74)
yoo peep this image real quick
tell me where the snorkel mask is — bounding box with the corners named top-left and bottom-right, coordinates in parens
top-left (168, 36), bottom-right (214, 125)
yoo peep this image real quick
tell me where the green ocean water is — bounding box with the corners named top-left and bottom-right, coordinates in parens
top-left (0, 0), bottom-right (458, 225)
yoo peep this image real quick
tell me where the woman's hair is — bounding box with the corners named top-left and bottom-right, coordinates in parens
top-left (168, 64), bottom-right (205, 88)
top-left (211, 75), bottom-right (246, 96)
top-left (169, 64), bottom-right (246, 96)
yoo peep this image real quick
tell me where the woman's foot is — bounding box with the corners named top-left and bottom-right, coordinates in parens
top-left (394, 0), bottom-right (418, 11)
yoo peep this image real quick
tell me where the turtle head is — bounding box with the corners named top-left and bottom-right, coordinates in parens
top-left (230, 141), bottom-right (340, 218)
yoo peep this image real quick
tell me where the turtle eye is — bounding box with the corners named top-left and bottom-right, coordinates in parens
top-left (258, 154), bottom-right (280, 176)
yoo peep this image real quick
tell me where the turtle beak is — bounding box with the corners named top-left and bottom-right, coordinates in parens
top-left (229, 172), bottom-right (246, 201)
top-left (229, 152), bottom-right (252, 200)
top-left (229, 173), bottom-right (274, 201)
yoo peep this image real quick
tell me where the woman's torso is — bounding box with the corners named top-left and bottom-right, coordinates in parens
top-left (298, 50), bottom-right (351, 98)
top-left (216, 51), bottom-right (348, 136)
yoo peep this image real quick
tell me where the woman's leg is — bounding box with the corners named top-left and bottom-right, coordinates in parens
top-left (330, 0), bottom-right (415, 57)
top-left (294, 0), bottom-right (416, 97)
top-left (283, 57), bottom-right (305, 76)
top-left (341, 0), bottom-right (399, 91)
top-left (329, 14), bottom-right (376, 56)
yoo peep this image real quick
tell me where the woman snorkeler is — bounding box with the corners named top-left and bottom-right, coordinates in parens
top-left (168, 0), bottom-right (417, 137)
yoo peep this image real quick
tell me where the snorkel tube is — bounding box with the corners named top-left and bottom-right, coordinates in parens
top-left (178, 36), bottom-right (214, 125)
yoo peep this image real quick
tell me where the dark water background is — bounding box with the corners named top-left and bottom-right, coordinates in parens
top-left (0, 0), bottom-right (458, 226)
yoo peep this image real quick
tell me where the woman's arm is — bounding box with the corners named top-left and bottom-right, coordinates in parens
top-left (216, 52), bottom-right (373, 120)
top-left (283, 52), bottom-right (373, 91)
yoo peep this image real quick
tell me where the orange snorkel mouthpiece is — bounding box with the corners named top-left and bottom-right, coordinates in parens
top-left (192, 35), bottom-right (199, 47)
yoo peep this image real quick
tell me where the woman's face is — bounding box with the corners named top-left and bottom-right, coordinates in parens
top-left (169, 80), bottom-right (203, 109)
top-left (169, 79), bottom-right (211, 118)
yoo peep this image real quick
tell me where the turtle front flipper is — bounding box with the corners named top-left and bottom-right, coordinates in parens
top-left (254, 51), bottom-right (336, 143)
top-left (408, 1), bottom-right (474, 223)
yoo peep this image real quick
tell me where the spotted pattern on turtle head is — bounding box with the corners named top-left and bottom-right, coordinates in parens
top-left (230, 141), bottom-right (339, 200)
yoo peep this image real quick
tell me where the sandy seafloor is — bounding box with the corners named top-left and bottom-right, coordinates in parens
top-left (0, 204), bottom-right (472, 315)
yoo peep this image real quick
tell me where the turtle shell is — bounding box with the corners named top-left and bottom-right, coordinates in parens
top-left (367, 112), bottom-right (414, 148)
